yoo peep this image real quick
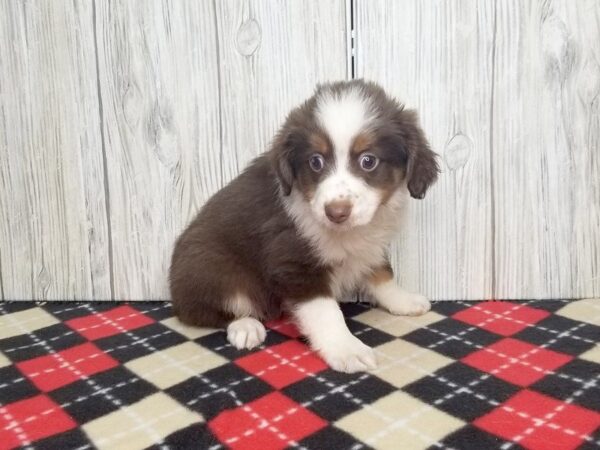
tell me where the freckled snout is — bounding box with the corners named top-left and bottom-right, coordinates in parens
top-left (325, 200), bottom-right (353, 224)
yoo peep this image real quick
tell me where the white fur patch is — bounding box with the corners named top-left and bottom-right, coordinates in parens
top-left (226, 293), bottom-right (257, 318)
top-left (282, 85), bottom-right (413, 309)
top-left (227, 317), bottom-right (266, 350)
top-left (292, 297), bottom-right (376, 373)
top-left (284, 187), bottom-right (409, 298)
top-left (368, 279), bottom-right (431, 316)
top-left (312, 87), bottom-right (380, 229)
top-left (312, 166), bottom-right (381, 229)
top-left (316, 87), bottom-right (374, 159)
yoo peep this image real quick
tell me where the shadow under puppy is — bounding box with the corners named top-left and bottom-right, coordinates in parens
top-left (170, 80), bottom-right (439, 373)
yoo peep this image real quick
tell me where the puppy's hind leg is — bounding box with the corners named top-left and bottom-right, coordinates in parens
top-left (226, 293), bottom-right (266, 350)
top-left (366, 264), bottom-right (430, 316)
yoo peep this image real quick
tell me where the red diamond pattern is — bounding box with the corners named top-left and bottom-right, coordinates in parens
top-left (65, 305), bottom-right (154, 340)
top-left (235, 340), bottom-right (327, 389)
top-left (462, 338), bottom-right (573, 386)
top-left (475, 390), bottom-right (600, 450)
top-left (209, 392), bottom-right (327, 450)
top-left (266, 318), bottom-right (302, 339)
top-left (16, 342), bottom-right (118, 391)
top-left (0, 300), bottom-right (598, 450)
top-left (0, 395), bottom-right (76, 449)
top-left (453, 301), bottom-right (550, 336)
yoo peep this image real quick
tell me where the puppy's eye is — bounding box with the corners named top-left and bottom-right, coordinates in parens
top-left (309, 154), bottom-right (325, 172)
top-left (359, 153), bottom-right (379, 172)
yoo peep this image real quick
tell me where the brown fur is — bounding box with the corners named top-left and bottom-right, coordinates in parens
top-left (350, 132), bottom-right (375, 156)
top-left (170, 157), bottom-right (332, 327)
top-left (310, 133), bottom-right (332, 156)
top-left (169, 80), bottom-right (439, 328)
top-left (273, 80), bottom-right (439, 202)
top-left (368, 263), bottom-right (395, 285)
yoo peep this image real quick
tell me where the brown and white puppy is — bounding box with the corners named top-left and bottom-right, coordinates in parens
top-left (169, 80), bottom-right (439, 373)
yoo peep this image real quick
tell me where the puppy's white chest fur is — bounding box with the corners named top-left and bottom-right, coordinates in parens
top-left (285, 188), bottom-right (409, 299)
top-left (329, 251), bottom-right (383, 299)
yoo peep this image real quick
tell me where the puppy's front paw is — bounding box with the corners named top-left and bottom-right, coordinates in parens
top-left (319, 336), bottom-right (377, 373)
top-left (373, 283), bottom-right (431, 317)
top-left (227, 317), bottom-right (266, 350)
top-left (386, 292), bottom-right (431, 316)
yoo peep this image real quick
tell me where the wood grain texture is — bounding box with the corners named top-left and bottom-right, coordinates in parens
top-left (94, 0), bottom-right (222, 300)
top-left (355, 0), bottom-right (496, 300)
top-left (95, 0), bottom-right (347, 300)
top-left (3, 1), bottom-right (595, 301)
top-left (492, 0), bottom-right (600, 298)
top-left (215, 0), bottom-right (348, 185)
top-left (0, 1), bottom-right (111, 300)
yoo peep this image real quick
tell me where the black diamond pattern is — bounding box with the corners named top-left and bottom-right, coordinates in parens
top-left (0, 300), bottom-right (598, 450)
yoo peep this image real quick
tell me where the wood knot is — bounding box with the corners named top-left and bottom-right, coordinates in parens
top-left (36, 265), bottom-right (52, 297)
top-left (146, 100), bottom-right (179, 169)
top-left (236, 19), bottom-right (261, 57)
top-left (541, 16), bottom-right (575, 82)
top-left (122, 82), bottom-right (142, 130)
top-left (444, 133), bottom-right (472, 171)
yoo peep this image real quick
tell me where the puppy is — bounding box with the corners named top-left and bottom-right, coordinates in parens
top-left (169, 80), bottom-right (439, 373)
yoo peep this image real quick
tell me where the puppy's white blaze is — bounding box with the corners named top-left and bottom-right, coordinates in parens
top-left (312, 166), bottom-right (381, 227)
top-left (314, 88), bottom-right (380, 228)
top-left (316, 87), bottom-right (374, 159)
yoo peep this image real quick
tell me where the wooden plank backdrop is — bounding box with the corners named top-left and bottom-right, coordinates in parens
top-left (0, 0), bottom-right (347, 300)
top-left (355, 0), bottom-right (599, 300)
top-left (0, 1), bottom-right (111, 300)
top-left (491, 0), bottom-right (600, 299)
top-left (94, 0), bottom-right (224, 300)
top-left (0, 0), bottom-right (598, 300)
top-left (355, 0), bottom-right (496, 300)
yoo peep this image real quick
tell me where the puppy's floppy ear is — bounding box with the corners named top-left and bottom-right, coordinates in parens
top-left (270, 128), bottom-right (299, 196)
top-left (275, 152), bottom-right (293, 196)
top-left (396, 109), bottom-right (440, 199)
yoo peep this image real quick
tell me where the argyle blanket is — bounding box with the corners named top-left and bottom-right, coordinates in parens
top-left (0, 299), bottom-right (599, 450)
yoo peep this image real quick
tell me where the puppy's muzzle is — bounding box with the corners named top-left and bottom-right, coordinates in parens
top-left (325, 200), bottom-right (352, 224)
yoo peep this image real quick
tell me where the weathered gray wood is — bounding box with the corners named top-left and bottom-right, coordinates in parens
top-left (95, 0), bottom-right (347, 300)
top-left (355, 0), bottom-right (496, 300)
top-left (4, 0), bottom-right (595, 301)
top-left (492, 0), bottom-right (600, 299)
top-left (0, 0), bottom-right (111, 300)
top-left (356, 0), bottom-right (599, 300)
top-left (94, 0), bottom-right (222, 300)
top-left (215, 0), bottom-right (348, 185)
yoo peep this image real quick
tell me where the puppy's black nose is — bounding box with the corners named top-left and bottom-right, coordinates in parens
top-left (325, 201), bottom-right (352, 224)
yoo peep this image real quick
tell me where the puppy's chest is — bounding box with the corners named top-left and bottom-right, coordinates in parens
top-left (319, 236), bottom-right (388, 298)
top-left (329, 260), bottom-right (373, 299)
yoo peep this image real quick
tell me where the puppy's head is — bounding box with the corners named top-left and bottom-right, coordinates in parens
top-left (271, 80), bottom-right (439, 229)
